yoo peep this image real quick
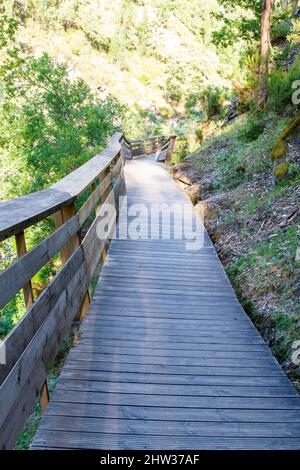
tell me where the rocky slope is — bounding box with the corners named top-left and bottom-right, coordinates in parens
top-left (173, 114), bottom-right (300, 389)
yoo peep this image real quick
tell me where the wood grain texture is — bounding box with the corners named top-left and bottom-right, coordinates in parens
top-left (32, 155), bottom-right (300, 450)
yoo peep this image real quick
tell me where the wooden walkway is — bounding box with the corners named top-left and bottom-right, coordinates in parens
top-left (32, 156), bottom-right (300, 450)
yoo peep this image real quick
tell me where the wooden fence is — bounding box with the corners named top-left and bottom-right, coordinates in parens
top-left (0, 131), bottom-right (176, 449)
top-left (0, 133), bottom-right (129, 449)
top-left (129, 134), bottom-right (176, 162)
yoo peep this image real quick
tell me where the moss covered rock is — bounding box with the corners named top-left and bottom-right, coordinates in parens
top-left (270, 115), bottom-right (300, 161)
top-left (274, 162), bottom-right (290, 179)
top-left (270, 139), bottom-right (287, 161)
top-left (270, 115), bottom-right (300, 180)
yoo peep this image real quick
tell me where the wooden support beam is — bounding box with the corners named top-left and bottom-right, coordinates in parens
top-left (54, 203), bottom-right (90, 321)
top-left (40, 381), bottom-right (49, 413)
top-left (92, 180), bottom-right (101, 215)
top-left (98, 167), bottom-right (114, 261)
top-left (165, 136), bottom-right (176, 164)
top-left (100, 167), bottom-right (113, 204)
top-left (53, 205), bottom-right (79, 263)
top-left (15, 231), bottom-right (34, 310)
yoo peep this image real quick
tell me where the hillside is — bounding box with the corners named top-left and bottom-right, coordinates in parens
top-left (174, 113), bottom-right (300, 388)
top-left (13, 1), bottom-right (236, 134)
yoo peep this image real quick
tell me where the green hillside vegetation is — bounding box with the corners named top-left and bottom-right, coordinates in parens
top-left (172, 0), bottom-right (300, 389)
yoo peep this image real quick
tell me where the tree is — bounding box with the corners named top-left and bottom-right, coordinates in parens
top-left (212, 0), bottom-right (263, 47)
top-left (212, 0), bottom-right (277, 106)
top-left (0, 6), bottom-right (125, 197)
top-left (258, 0), bottom-right (273, 106)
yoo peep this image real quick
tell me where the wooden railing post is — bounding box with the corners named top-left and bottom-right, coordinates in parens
top-left (40, 381), bottom-right (50, 413)
top-left (14, 231), bottom-right (50, 413)
top-left (99, 166), bottom-right (114, 261)
top-left (54, 203), bottom-right (90, 321)
top-left (92, 179), bottom-right (101, 215)
top-left (165, 136), bottom-right (176, 165)
top-left (53, 205), bottom-right (79, 264)
top-left (15, 231), bottom-right (34, 310)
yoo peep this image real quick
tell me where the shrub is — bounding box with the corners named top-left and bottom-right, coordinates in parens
top-left (201, 86), bottom-right (229, 119)
top-left (267, 59), bottom-right (300, 112)
top-left (271, 21), bottom-right (291, 43)
top-left (238, 119), bottom-right (265, 142)
top-left (195, 126), bottom-right (204, 144)
top-left (172, 136), bottom-right (189, 164)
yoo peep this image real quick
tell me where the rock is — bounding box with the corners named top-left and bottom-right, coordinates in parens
top-left (274, 161), bottom-right (290, 179)
top-left (195, 201), bottom-right (216, 222)
top-left (188, 185), bottom-right (201, 205)
top-left (226, 109), bottom-right (238, 122)
top-left (205, 192), bottom-right (231, 207)
top-left (270, 115), bottom-right (300, 161)
top-left (224, 97), bottom-right (239, 124)
top-left (176, 180), bottom-right (189, 191)
top-left (292, 7), bottom-right (300, 19)
top-left (195, 193), bottom-right (231, 223)
top-left (174, 170), bottom-right (193, 186)
top-left (284, 47), bottom-right (300, 69)
top-left (270, 139), bottom-right (287, 161)
top-left (270, 115), bottom-right (300, 180)
top-left (201, 177), bottom-right (215, 192)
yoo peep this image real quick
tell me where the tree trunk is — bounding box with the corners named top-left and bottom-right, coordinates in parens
top-left (258, 0), bottom-right (273, 107)
top-left (291, 0), bottom-right (299, 14)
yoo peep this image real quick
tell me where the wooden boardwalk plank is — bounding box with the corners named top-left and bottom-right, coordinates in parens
top-left (36, 416), bottom-right (300, 438)
top-left (35, 389), bottom-right (300, 409)
top-left (63, 360), bottom-right (284, 377)
top-left (32, 155), bottom-right (300, 450)
top-left (34, 401), bottom-right (300, 422)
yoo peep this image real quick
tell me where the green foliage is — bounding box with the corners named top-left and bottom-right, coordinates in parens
top-left (287, 17), bottom-right (300, 44)
top-left (201, 86), bottom-right (229, 119)
top-left (195, 126), bottom-right (204, 144)
top-left (0, 3), bottom-right (18, 47)
top-left (212, 0), bottom-right (262, 47)
top-left (0, 29), bottom-right (124, 198)
top-left (213, 1), bottom-right (290, 48)
top-left (0, 292), bottom-right (25, 337)
top-left (267, 59), bottom-right (300, 112)
top-left (238, 118), bottom-right (265, 142)
top-left (271, 20), bottom-right (291, 42)
top-left (172, 136), bottom-right (189, 164)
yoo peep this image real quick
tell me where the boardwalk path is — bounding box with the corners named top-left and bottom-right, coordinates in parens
top-left (32, 157), bottom-right (300, 450)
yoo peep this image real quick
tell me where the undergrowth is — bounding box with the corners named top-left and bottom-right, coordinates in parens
top-left (176, 112), bottom-right (300, 388)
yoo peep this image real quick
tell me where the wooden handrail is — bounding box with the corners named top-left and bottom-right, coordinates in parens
top-left (129, 134), bottom-right (177, 144)
top-left (128, 134), bottom-right (177, 162)
top-left (0, 132), bottom-right (124, 242)
top-left (0, 132), bottom-right (126, 449)
top-left (0, 131), bottom-right (176, 449)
